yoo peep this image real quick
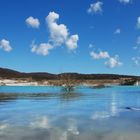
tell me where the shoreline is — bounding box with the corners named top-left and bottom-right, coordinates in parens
top-left (0, 78), bottom-right (138, 87)
top-left (0, 67), bottom-right (140, 86)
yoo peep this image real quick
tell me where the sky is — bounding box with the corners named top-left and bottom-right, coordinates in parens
top-left (0, 0), bottom-right (140, 75)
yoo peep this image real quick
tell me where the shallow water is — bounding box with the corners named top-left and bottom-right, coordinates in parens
top-left (0, 86), bottom-right (140, 140)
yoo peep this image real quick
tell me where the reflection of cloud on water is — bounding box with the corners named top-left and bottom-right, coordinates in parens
top-left (0, 116), bottom-right (79, 140)
top-left (67, 118), bottom-right (79, 135)
top-left (1, 117), bottom-right (140, 140)
top-left (91, 92), bottom-right (119, 120)
top-left (30, 116), bottom-right (50, 129)
top-left (59, 131), bottom-right (67, 140)
top-left (29, 116), bottom-right (79, 139)
top-left (48, 128), bottom-right (67, 140)
top-left (110, 92), bottom-right (118, 116)
top-left (0, 123), bottom-right (9, 135)
top-left (91, 111), bottom-right (110, 120)
top-left (0, 123), bottom-right (8, 130)
top-left (103, 132), bottom-right (140, 140)
top-left (50, 118), bottom-right (79, 140)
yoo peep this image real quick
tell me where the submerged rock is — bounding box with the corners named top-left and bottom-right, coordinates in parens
top-left (125, 107), bottom-right (140, 111)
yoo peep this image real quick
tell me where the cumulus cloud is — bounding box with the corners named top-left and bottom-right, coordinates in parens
top-left (26, 16), bottom-right (40, 28)
top-left (137, 17), bottom-right (140, 29)
top-left (87, 1), bottom-right (103, 14)
top-left (30, 12), bottom-right (79, 56)
top-left (0, 39), bottom-right (12, 52)
top-left (31, 42), bottom-right (53, 56)
top-left (46, 12), bottom-right (79, 50)
top-left (46, 12), bottom-right (68, 46)
top-left (119, 0), bottom-right (131, 4)
top-left (114, 28), bottom-right (121, 34)
top-left (90, 49), bottom-right (122, 68)
top-left (66, 35), bottom-right (79, 50)
top-left (105, 55), bottom-right (122, 68)
top-left (132, 57), bottom-right (140, 66)
top-left (133, 36), bottom-right (140, 51)
top-left (90, 51), bottom-right (110, 59)
top-left (132, 37), bottom-right (140, 65)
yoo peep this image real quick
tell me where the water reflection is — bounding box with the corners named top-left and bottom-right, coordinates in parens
top-left (1, 119), bottom-right (140, 140)
top-left (91, 92), bottom-right (120, 121)
top-left (59, 92), bottom-right (83, 101)
top-left (0, 123), bottom-right (9, 131)
top-left (0, 92), bottom-right (84, 103)
top-left (0, 116), bottom-right (80, 140)
top-left (0, 93), bottom-right (18, 102)
top-left (67, 118), bottom-right (79, 135)
top-left (30, 116), bottom-right (50, 129)
top-left (91, 111), bottom-right (111, 120)
top-left (0, 86), bottom-right (140, 140)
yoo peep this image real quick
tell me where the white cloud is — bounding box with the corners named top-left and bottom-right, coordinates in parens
top-left (133, 37), bottom-right (140, 65)
top-left (90, 49), bottom-right (122, 68)
top-left (46, 12), bottom-right (69, 46)
top-left (90, 50), bottom-right (110, 59)
top-left (133, 36), bottom-right (140, 52)
top-left (137, 17), bottom-right (140, 29)
top-left (105, 55), bottom-right (122, 68)
top-left (26, 16), bottom-right (40, 28)
top-left (31, 42), bottom-right (53, 56)
top-left (132, 57), bottom-right (140, 66)
top-left (0, 39), bottom-right (12, 52)
top-left (114, 28), bottom-right (121, 34)
top-left (31, 12), bottom-right (79, 56)
top-left (46, 11), bottom-right (79, 50)
top-left (66, 35), bottom-right (79, 50)
top-left (119, 0), bottom-right (131, 4)
top-left (137, 36), bottom-right (140, 45)
top-left (87, 1), bottom-right (103, 14)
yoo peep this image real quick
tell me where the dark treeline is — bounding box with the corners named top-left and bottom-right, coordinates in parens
top-left (0, 67), bottom-right (139, 81)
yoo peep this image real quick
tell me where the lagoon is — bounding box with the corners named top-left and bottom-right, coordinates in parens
top-left (0, 86), bottom-right (140, 140)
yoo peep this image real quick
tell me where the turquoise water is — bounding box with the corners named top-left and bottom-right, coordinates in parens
top-left (0, 86), bottom-right (140, 140)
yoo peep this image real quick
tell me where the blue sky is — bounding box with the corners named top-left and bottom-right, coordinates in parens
top-left (0, 0), bottom-right (140, 75)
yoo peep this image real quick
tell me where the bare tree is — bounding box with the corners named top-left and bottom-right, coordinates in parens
top-left (60, 74), bottom-right (78, 93)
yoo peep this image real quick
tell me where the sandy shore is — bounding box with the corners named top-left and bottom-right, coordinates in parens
top-left (0, 79), bottom-right (40, 86)
top-left (0, 79), bottom-right (121, 87)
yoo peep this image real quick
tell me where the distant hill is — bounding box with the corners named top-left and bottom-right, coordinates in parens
top-left (0, 67), bottom-right (139, 81)
top-left (0, 68), bottom-right (23, 78)
top-left (0, 68), bottom-right (56, 80)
